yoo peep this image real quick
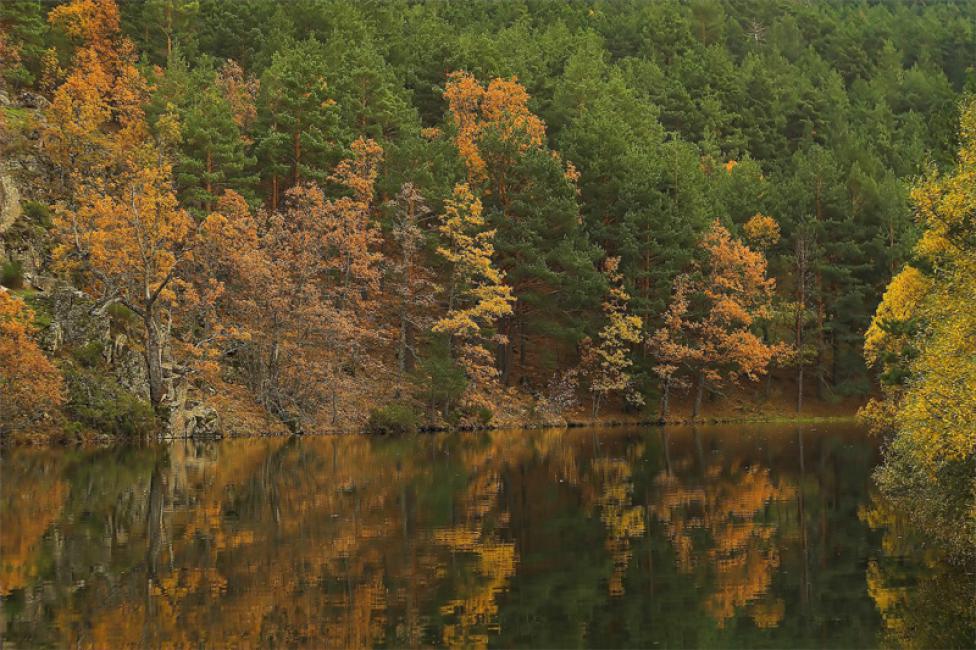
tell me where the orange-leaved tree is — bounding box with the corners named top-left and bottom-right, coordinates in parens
top-left (443, 70), bottom-right (546, 193)
top-left (656, 221), bottom-right (786, 419)
top-left (647, 274), bottom-right (701, 421)
top-left (197, 140), bottom-right (386, 430)
top-left (0, 290), bottom-right (65, 436)
top-left (46, 0), bottom-right (200, 411)
top-left (43, 0), bottom-right (147, 196)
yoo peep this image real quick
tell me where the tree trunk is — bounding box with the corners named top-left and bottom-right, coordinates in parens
top-left (795, 236), bottom-right (807, 414)
top-left (692, 370), bottom-right (705, 420)
top-left (205, 150), bottom-right (213, 212)
top-left (293, 129), bottom-right (302, 186)
top-left (396, 310), bottom-right (409, 393)
top-left (331, 387), bottom-right (338, 426)
top-left (797, 364), bottom-right (804, 414)
top-left (660, 376), bottom-right (671, 422)
top-left (518, 316), bottom-right (527, 377)
top-left (144, 313), bottom-right (165, 411)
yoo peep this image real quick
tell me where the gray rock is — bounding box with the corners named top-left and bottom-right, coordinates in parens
top-left (0, 171), bottom-right (22, 234)
top-left (34, 285), bottom-right (110, 350)
top-left (166, 382), bottom-right (220, 438)
top-left (17, 91), bottom-right (48, 110)
top-left (110, 333), bottom-right (150, 400)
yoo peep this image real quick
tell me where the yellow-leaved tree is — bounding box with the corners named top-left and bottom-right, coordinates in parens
top-left (432, 183), bottom-right (514, 415)
top-left (580, 257), bottom-right (643, 418)
top-left (46, 0), bottom-right (199, 412)
top-left (863, 97), bottom-right (976, 558)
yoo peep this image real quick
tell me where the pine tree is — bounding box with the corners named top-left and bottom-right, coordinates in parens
top-left (255, 39), bottom-right (344, 210)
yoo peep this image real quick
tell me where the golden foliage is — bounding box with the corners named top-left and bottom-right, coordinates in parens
top-left (433, 183), bottom-right (515, 409)
top-left (0, 291), bottom-right (65, 434)
top-left (581, 257), bottom-right (644, 415)
top-left (865, 98), bottom-right (976, 468)
top-left (444, 71), bottom-right (546, 188)
top-left (742, 213), bottom-right (781, 250)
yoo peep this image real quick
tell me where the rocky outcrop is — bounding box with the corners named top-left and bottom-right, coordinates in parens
top-left (166, 382), bottom-right (221, 439)
top-left (0, 169), bottom-right (22, 234)
top-left (35, 285), bottom-right (111, 352)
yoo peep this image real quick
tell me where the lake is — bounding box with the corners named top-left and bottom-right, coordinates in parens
top-left (1, 423), bottom-right (972, 648)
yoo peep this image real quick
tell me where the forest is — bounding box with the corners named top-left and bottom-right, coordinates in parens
top-left (0, 0), bottom-right (974, 563)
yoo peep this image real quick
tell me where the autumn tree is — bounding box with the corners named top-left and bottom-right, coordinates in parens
top-left (46, 0), bottom-right (200, 412)
top-left (656, 221), bottom-right (784, 419)
top-left (443, 71), bottom-right (603, 384)
top-left (43, 0), bottom-right (148, 196)
top-left (863, 97), bottom-right (976, 559)
top-left (742, 213), bottom-right (781, 251)
top-left (0, 291), bottom-right (65, 436)
top-left (198, 140), bottom-right (385, 430)
top-left (580, 257), bottom-right (643, 418)
top-left (432, 183), bottom-right (514, 414)
top-left (647, 274), bottom-right (700, 421)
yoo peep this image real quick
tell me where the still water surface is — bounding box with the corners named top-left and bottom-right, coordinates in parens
top-left (1, 423), bottom-right (971, 648)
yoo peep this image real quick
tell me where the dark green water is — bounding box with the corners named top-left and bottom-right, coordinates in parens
top-left (1, 423), bottom-right (972, 648)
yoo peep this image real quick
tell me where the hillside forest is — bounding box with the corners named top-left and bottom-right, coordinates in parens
top-left (0, 0), bottom-right (974, 542)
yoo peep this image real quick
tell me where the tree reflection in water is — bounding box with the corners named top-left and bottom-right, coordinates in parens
top-left (0, 423), bottom-right (968, 648)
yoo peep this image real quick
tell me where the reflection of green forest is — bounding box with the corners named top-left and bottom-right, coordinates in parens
top-left (1, 425), bottom-right (971, 648)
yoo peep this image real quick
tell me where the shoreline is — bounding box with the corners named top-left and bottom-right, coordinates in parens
top-left (1, 413), bottom-right (862, 448)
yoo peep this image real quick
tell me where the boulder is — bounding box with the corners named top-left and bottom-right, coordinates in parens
top-left (16, 91), bottom-right (49, 110)
top-left (110, 333), bottom-right (150, 400)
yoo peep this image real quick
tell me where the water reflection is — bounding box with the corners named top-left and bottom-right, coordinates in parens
top-left (1, 424), bottom-right (971, 648)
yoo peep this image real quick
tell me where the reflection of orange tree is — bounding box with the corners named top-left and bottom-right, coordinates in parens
top-left (583, 456), bottom-right (646, 596)
top-left (51, 436), bottom-right (429, 648)
top-left (650, 456), bottom-right (794, 629)
top-left (0, 452), bottom-right (68, 596)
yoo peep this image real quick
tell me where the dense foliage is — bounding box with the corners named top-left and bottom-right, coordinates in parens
top-left (862, 97), bottom-right (976, 561)
top-left (2, 0), bottom-right (975, 433)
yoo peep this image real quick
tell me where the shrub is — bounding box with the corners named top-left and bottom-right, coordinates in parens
top-left (474, 406), bottom-right (493, 426)
top-left (22, 200), bottom-right (53, 228)
top-left (72, 341), bottom-right (105, 368)
top-left (366, 402), bottom-right (419, 436)
top-left (64, 366), bottom-right (157, 438)
top-left (1, 259), bottom-right (24, 289)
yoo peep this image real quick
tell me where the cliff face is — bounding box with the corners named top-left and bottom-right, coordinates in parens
top-left (1, 99), bottom-right (223, 441)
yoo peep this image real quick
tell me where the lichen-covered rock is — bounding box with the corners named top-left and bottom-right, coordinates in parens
top-left (166, 382), bottom-right (221, 438)
top-left (109, 333), bottom-right (150, 400)
top-left (0, 170), bottom-right (21, 234)
top-left (34, 285), bottom-right (110, 351)
top-left (16, 92), bottom-right (48, 110)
